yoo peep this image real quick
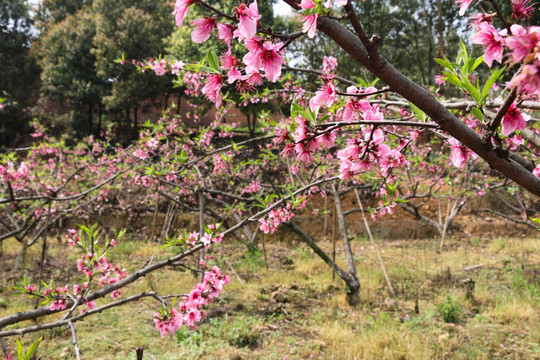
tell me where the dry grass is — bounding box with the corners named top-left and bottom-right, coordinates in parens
top-left (0, 232), bottom-right (539, 359)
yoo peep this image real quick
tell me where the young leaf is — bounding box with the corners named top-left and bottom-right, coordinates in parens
top-left (207, 50), bottom-right (221, 72)
top-left (17, 340), bottom-right (24, 360)
top-left (409, 102), bottom-right (426, 122)
top-left (434, 57), bottom-right (454, 71)
top-left (24, 337), bottom-right (43, 360)
top-left (472, 55), bottom-right (484, 72)
top-left (481, 66), bottom-right (506, 103)
top-left (471, 107), bottom-right (484, 122)
top-left (461, 79), bottom-right (481, 104)
top-left (441, 71), bottom-right (462, 87)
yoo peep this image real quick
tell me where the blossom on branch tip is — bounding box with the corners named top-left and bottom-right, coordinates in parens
top-left (235, 1), bottom-right (261, 39)
top-left (501, 103), bottom-right (530, 136)
top-left (217, 23), bottom-right (236, 49)
top-left (514, 64), bottom-right (540, 97)
top-left (243, 40), bottom-right (284, 82)
top-left (172, 0), bottom-right (195, 27)
top-left (301, 14), bottom-right (318, 38)
top-left (309, 81), bottom-right (336, 111)
top-left (533, 165), bottom-right (540, 178)
top-left (471, 22), bottom-right (505, 67)
top-left (511, 0), bottom-right (535, 20)
top-left (505, 24), bottom-right (540, 63)
top-left (202, 74), bottom-right (224, 108)
top-left (190, 17), bottom-right (217, 44)
top-left (300, 0), bottom-right (315, 9)
top-left (455, 0), bottom-right (477, 16)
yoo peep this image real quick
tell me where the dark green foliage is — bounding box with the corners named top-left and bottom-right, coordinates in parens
top-left (36, 0), bottom-right (175, 139)
top-left (0, 0), bottom-right (40, 147)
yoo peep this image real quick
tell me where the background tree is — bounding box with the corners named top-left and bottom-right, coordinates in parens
top-left (39, 10), bottom-right (107, 137)
top-left (36, 0), bottom-right (175, 140)
top-left (0, 0), bottom-right (40, 147)
top-left (286, 0), bottom-right (465, 85)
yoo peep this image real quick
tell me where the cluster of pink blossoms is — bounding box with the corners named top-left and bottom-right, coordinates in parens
top-left (154, 266), bottom-right (230, 336)
top-left (172, 0), bottom-right (286, 107)
top-left (0, 161), bottom-right (30, 190)
top-left (337, 127), bottom-right (407, 179)
top-left (461, 0), bottom-right (540, 98)
top-left (259, 203), bottom-right (296, 234)
top-left (184, 225), bottom-right (223, 248)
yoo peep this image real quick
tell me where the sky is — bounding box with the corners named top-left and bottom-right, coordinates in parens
top-left (273, 1), bottom-right (294, 17)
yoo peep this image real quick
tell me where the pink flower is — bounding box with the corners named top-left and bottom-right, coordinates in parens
top-left (244, 41), bottom-right (284, 82)
top-left (501, 103), bottom-right (530, 136)
top-left (202, 74), bottom-right (224, 108)
top-left (505, 24), bottom-right (540, 63)
top-left (301, 14), bottom-right (318, 38)
top-left (309, 82), bottom-right (336, 111)
top-left (86, 300), bottom-right (96, 310)
top-left (186, 309), bottom-right (202, 327)
top-left (50, 299), bottom-right (67, 311)
top-left (0, 103), bottom-right (3, 111)
top-left (448, 138), bottom-right (477, 168)
top-left (190, 17), bottom-right (217, 43)
top-left (533, 165), bottom-right (540, 177)
top-left (323, 56), bottom-right (338, 74)
top-left (109, 290), bottom-right (121, 300)
top-left (172, 0), bottom-right (195, 27)
top-left (511, 0), bottom-right (535, 19)
top-left (154, 308), bottom-right (182, 337)
top-left (514, 64), bottom-right (540, 97)
top-left (300, 0), bottom-right (316, 9)
top-left (217, 23), bottom-right (236, 48)
top-left (468, 11), bottom-right (495, 27)
top-left (171, 60), bottom-right (185, 75)
top-left (435, 75), bottom-right (447, 86)
top-left (471, 22), bottom-right (505, 67)
top-left (235, 1), bottom-right (261, 39)
top-left (455, 0), bottom-right (477, 16)
top-left (150, 59), bottom-right (167, 76)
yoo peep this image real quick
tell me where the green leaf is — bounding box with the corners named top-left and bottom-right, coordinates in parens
top-left (24, 337), bottom-right (43, 360)
top-left (442, 71), bottom-right (462, 87)
top-left (434, 57), bottom-right (454, 71)
top-left (471, 107), bottom-right (484, 121)
top-left (409, 102), bottom-right (426, 122)
top-left (17, 340), bottom-right (24, 360)
top-left (461, 79), bottom-right (481, 104)
top-left (207, 50), bottom-right (221, 72)
top-left (481, 66), bottom-right (506, 103)
top-left (184, 63), bottom-right (218, 74)
top-left (457, 40), bottom-right (468, 64)
top-left (472, 56), bottom-right (484, 72)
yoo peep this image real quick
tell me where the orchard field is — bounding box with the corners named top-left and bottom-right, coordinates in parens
top-left (1, 207), bottom-right (539, 359)
top-left (1, 0), bottom-right (540, 359)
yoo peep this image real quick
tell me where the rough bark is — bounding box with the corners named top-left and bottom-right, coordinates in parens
top-left (298, 9), bottom-right (540, 196)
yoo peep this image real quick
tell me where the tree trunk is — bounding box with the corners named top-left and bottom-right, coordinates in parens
top-left (98, 104), bottom-right (102, 136)
top-left (88, 104), bottom-right (93, 133)
top-left (133, 106), bottom-right (138, 133)
top-left (331, 183), bottom-right (361, 306)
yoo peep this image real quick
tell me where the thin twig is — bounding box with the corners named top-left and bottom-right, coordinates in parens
top-left (68, 321), bottom-right (82, 360)
top-left (354, 190), bottom-right (396, 298)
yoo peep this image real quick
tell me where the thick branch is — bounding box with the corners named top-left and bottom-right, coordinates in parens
top-left (316, 16), bottom-right (540, 196)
